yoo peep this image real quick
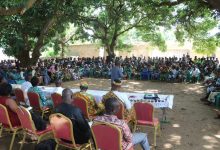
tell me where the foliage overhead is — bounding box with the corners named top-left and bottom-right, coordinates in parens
top-left (0, 0), bottom-right (85, 66)
top-left (0, 0), bottom-right (220, 66)
top-left (0, 0), bottom-right (38, 16)
top-left (74, 0), bottom-right (220, 55)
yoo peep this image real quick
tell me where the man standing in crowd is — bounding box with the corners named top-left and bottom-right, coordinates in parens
top-left (111, 60), bottom-right (125, 83)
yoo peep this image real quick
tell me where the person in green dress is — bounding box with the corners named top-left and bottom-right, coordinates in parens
top-left (28, 76), bottom-right (54, 108)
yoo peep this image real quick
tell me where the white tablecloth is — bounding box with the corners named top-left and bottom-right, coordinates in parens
top-left (39, 86), bottom-right (174, 109)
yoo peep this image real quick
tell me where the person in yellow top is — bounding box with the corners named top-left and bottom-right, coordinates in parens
top-left (73, 81), bottom-right (103, 116)
top-left (102, 79), bottom-right (133, 121)
top-left (103, 79), bottom-right (131, 110)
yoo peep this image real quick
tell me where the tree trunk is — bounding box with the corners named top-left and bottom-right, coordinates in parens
top-left (105, 45), bottom-right (115, 63)
top-left (16, 49), bottom-right (32, 67)
top-left (61, 42), bottom-right (65, 58)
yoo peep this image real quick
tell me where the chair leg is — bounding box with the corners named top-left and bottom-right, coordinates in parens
top-left (41, 111), bottom-right (45, 118)
top-left (37, 136), bottom-right (42, 144)
top-left (9, 130), bottom-right (17, 150)
top-left (55, 144), bottom-right (59, 150)
top-left (154, 126), bottom-right (157, 147)
top-left (133, 123), bottom-right (137, 132)
top-left (89, 140), bottom-right (92, 150)
top-left (0, 125), bottom-right (3, 137)
top-left (19, 132), bottom-right (27, 150)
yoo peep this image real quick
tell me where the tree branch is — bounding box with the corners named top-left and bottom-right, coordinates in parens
top-left (32, 15), bottom-right (58, 60)
top-left (156, 0), bottom-right (189, 7)
top-left (117, 15), bottom-right (147, 36)
top-left (0, 0), bottom-right (38, 16)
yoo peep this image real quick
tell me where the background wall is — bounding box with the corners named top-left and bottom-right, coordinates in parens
top-left (66, 42), bottom-right (220, 59)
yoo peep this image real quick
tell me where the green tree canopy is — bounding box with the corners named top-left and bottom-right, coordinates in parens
top-left (74, 0), bottom-right (220, 56)
top-left (0, 0), bottom-right (85, 66)
top-left (0, 0), bottom-right (219, 66)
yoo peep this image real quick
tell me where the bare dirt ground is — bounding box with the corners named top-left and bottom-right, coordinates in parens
top-left (1, 78), bottom-right (220, 150)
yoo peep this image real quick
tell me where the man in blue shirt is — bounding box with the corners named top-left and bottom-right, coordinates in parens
top-left (111, 61), bottom-right (124, 83)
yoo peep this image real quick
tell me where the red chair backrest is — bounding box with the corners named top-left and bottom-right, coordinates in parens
top-left (91, 122), bottom-right (122, 150)
top-left (50, 113), bottom-right (77, 146)
top-left (0, 104), bottom-right (12, 129)
top-left (14, 88), bottom-right (26, 103)
top-left (27, 92), bottom-right (41, 110)
top-left (134, 102), bottom-right (154, 122)
top-left (72, 97), bottom-right (89, 119)
top-left (51, 93), bottom-right (62, 107)
top-left (16, 106), bottom-right (36, 134)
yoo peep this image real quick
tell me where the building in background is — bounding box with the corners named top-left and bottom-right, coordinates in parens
top-left (65, 42), bottom-right (220, 59)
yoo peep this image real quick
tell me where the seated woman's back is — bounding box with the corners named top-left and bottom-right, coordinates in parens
top-left (0, 83), bottom-right (20, 127)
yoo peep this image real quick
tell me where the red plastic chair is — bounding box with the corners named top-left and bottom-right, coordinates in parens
top-left (91, 122), bottom-right (133, 150)
top-left (133, 102), bottom-right (160, 147)
top-left (72, 96), bottom-right (96, 120)
top-left (51, 93), bottom-right (62, 108)
top-left (16, 106), bottom-right (52, 150)
top-left (0, 104), bottom-right (21, 150)
top-left (49, 113), bottom-right (92, 150)
top-left (14, 88), bottom-right (26, 105)
top-left (27, 92), bottom-right (50, 117)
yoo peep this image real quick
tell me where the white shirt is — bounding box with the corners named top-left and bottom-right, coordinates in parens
top-left (32, 70), bottom-right (36, 76)
top-left (21, 81), bottom-right (32, 104)
top-left (192, 68), bottom-right (200, 77)
top-left (52, 87), bottom-right (63, 95)
top-left (20, 71), bottom-right (24, 79)
top-left (113, 91), bottom-right (132, 110)
top-left (171, 69), bottom-right (178, 78)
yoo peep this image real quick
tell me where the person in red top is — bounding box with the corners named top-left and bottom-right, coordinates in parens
top-left (94, 97), bottom-right (150, 150)
top-left (0, 83), bottom-right (47, 130)
top-left (0, 83), bottom-right (20, 127)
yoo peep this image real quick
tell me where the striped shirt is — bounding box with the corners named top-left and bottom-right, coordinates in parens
top-left (94, 114), bottom-right (133, 150)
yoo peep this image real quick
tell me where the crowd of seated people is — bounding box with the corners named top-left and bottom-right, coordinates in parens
top-left (0, 73), bottom-right (153, 149)
top-left (0, 54), bottom-right (219, 86)
top-left (1, 54), bottom-right (220, 149)
top-left (201, 70), bottom-right (220, 118)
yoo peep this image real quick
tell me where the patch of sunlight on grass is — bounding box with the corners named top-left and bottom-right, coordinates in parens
top-left (203, 135), bottom-right (218, 144)
top-left (203, 145), bottom-right (214, 149)
top-left (134, 90), bottom-right (147, 93)
top-left (128, 81), bottom-right (140, 85)
top-left (168, 134), bottom-right (182, 145)
top-left (172, 124), bottom-right (180, 128)
top-left (195, 90), bottom-right (203, 94)
top-left (163, 143), bottom-right (173, 149)
top-left (122, 85), bottom-right (129, 88)
top-left (133, 89), bottom-right (159, 93)
top-left (214, 134), bottom-right (220, 138)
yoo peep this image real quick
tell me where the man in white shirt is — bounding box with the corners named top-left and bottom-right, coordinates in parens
top-left (21, 74), bottom-right (33, 105)
top-left (192, 66), bottom-right (200, 83)
top-left (52, 79), bottom-right (63, 95)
